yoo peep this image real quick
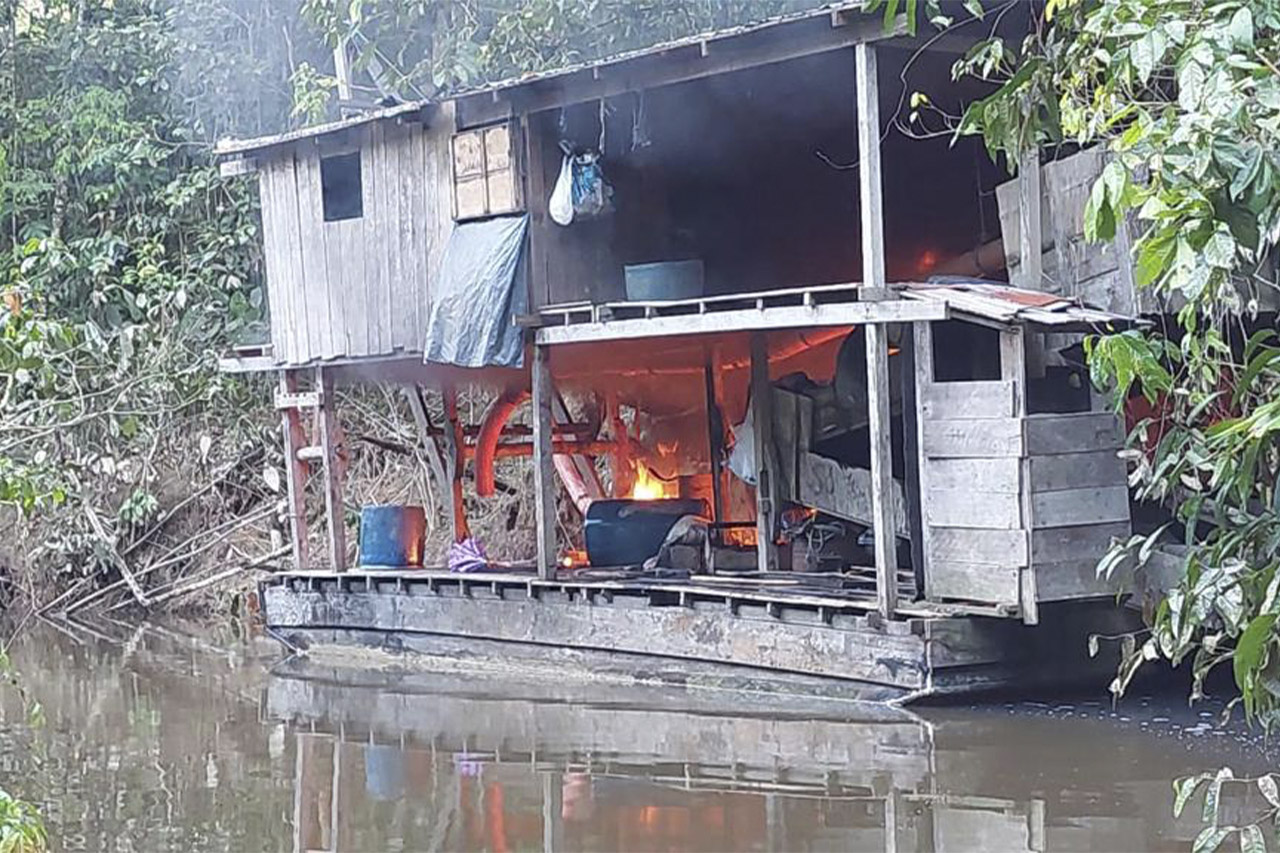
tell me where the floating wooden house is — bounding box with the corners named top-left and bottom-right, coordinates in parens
top-left (217, 3), bottom-right (1144, 700)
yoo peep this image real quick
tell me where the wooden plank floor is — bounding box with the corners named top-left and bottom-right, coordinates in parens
top-left (268, 567), bottom-right (1000, 619)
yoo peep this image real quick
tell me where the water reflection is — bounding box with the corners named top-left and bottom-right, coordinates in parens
top-left (0, 621), bottom-right (1274, 852)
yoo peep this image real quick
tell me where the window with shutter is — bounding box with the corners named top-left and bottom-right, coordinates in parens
top-left (451, 122), bottom-right (522, 220)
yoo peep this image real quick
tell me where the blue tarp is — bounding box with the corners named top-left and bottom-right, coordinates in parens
top-left (423, 214), bottom-right (528, 368)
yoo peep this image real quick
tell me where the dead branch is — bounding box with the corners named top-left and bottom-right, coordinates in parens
top-left (83, 504), bottom-right (150, 606)
top-left (63, 503), bottom-right (273, 614)
top-left (139, 545), bottom-right (289, 608)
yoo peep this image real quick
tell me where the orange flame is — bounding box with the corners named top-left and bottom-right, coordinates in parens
top-left (630, 461), bottom-right (677, 500)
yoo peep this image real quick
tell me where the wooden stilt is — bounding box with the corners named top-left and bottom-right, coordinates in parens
top-left (749, 332), bottom-right (779, 572)
top-left (1001, 326), bottom-right (1039, 625)
top-left (442, 385), bottom-right (470, 542)
top-left (315, 366), bottom-right (347, 571)
top-left (531, 344), bottom-right (558, 579)
top-left (857, 42), bottom-right (895, 619)
top-left (279, 369), bottom-right (310, 571)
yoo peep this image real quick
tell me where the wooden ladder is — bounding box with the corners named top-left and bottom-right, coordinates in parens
top-left (278, 366), bottom-right (347, 571)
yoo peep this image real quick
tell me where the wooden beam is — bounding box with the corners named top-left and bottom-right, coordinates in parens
top-left (858, 42), bottom-right (896, 620)
top-left (219, 156), bottom-right (258, 178)
top-left (531, 345), bottom-right (558, 578)
top-left (535, 299), bottom-right (946, 346)
top-left (315, 366), bottom-right (347, 571)
top-left (280, 370), bottom-right (311, 571)
top-left (749, 332), bottom-right (779, 572)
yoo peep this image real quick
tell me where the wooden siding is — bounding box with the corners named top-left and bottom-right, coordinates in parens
top-left (1024, 411), bottom-right (1131, 600)
top-left (914, 325), bottom-right (1132, 612)
top-left (256, 106), bottom-right (456, 364)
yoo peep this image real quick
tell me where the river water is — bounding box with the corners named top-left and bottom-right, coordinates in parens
top-left (0, 620), bottom-right (1273, 852)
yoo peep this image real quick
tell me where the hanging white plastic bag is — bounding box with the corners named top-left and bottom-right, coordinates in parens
top-left (549, 154), bottom-right (574, 226)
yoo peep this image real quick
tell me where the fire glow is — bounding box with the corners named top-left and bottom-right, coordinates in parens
top-left (629, 461), bottom-right (677, 500)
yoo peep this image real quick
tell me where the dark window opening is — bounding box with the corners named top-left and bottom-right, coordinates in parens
top-left (321, 152), bottom-right (363, 221)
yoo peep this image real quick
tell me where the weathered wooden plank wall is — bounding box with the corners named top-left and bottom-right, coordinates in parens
top-left (917, 349), bottom-right (1027, 608)
top-left (915, 328), bottom-right (1132, 610)
top-left (256, 105), bottom-right (457, 364)
top-left (1023, 409), bottom-right (1131, 601)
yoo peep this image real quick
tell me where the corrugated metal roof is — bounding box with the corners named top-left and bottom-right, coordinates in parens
top-left (902, 282), bottom-right (1142, 331)
top-left (215, 2), bottom-right (865, 157)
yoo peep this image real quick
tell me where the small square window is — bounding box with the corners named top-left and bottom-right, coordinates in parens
top-left (321, 152), bottom-right (363, 221)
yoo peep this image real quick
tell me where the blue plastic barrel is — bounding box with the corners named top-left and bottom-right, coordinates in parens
top-left (358, 504), bottom-right (427, 569)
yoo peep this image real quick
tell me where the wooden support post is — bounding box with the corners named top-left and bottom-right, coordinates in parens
top-left (857, 41), bottom-right (895, 619)
top-left (279, 369), bottom-right (310, 571)
top-left (899, 325), bottom-right (925, 600)
top-left (531, 344), bottom-right (558, 578)
top-left (1018, 149), bottom-right (1048, 378)
top-left (315, 366), bottom-right (347, 571)
top-left (856, 43), bottom-right (886, 289)
top-left (749, 332), bottom-right (779, 572)
top-left (1001, 326), bottom-right (1039, 625)
top-left (866, 326), bottom-right (897, 618)
top-left (1017, 150), bottom-right (1043, 291)
top-left (704, 356), bottom-right (725, 526)
top-left (912, 321), bottom-right (935, 598)
top-left (442, 385), bottom-right (470, 542)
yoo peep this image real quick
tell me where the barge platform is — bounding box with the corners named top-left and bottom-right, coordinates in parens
top-left (261, 569), bottom-right (1137, 703)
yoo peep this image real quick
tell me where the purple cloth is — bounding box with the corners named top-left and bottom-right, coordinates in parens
top-left (449, 537), bottom-right (490, 573)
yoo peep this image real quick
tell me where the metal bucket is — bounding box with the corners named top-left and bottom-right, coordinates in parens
top-left (624, 259), bottom-right (704, 301)
top-left (358, 504), bottom-right (427, 569)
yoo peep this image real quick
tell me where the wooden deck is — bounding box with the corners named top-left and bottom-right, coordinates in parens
top-left (261, 569), bottom-right (1138, 703)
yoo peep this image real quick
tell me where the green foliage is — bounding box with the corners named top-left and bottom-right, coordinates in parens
top-left (1174, 769), bottom-right (1280, 853)
top-left (0, 0), bottom-right (330, 585)
top-left (298, 0), bottom-right (826, 101)
top-left (957, 0), bottom-right (1280, 308)
top-left (955, 0), bottom-right (1280, 724)
top-left (0, 788), bottom-right (45, 853)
